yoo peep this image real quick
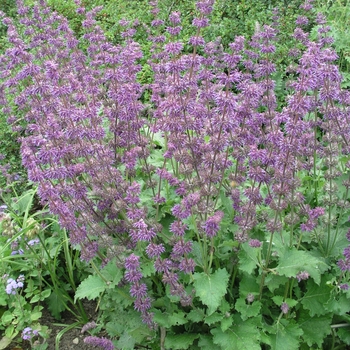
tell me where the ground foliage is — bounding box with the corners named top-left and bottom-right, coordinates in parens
top-left (0, 0), bottom-right (350, 349)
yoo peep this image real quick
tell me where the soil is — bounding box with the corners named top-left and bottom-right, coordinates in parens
top-left (7, 300), bottom-right (103, 350)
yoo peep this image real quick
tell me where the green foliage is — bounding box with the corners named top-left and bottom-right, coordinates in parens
top-left (193, 268), bottom-right (230, 315)
top-left (211, 316), bottom-right (261, 350)
top-left (0, 187), bottom-right (90, 347)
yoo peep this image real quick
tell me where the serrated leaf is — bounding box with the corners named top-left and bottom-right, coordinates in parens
top-left (140, 260), bottom-right (156, 277)
top-left (275, 248), bottom-right (328, 285)
top-left (75, 274), bottom-right (106, 302)
top-left (192, 241), bottom-right (205, 268)
top-left (153, 309), bottom-right (171, 328)
top-left (193, 268), bottom-right (229, 315)
top-left (301, 278), bottom-right (332, 317)
top-left (270, 320), bottom-right (303, 350)
top-left (235, 298), bottom-right (262, 321)
top-left (212, 317), bottom-right (261, 350)
top-left (198, 334), bottom-right (216, 348)
top-left (221, 316), bottom-right (233, 332)
top-left (205, 312), bottom-right (223, 325)
top-left (47, 292), bottom-right (66, 319)
top-left (100, 259), bottom-right (123, 287)
top-left (239, 273), bottom-right (260, 298)
top-left (272, 296), bottom-right (298, 308)
top-left (187, 309), bottom-right (205, 323)
top-left (168, 312), bottom-right (187, 326)
top-left (164, 334), bottom-right (199, 349)
top-left (325, 292), bottom-right (350, 316)
top-left (265, 274), bottom-right (289, 293)
top-left (337, 327), bottom-right (350, 345)
top-left (298, 308), bottom-right (332, 347)
top-left (238, 243), bottom-right (260, 274)
top-left (117, 332), bottom-right (135, 350)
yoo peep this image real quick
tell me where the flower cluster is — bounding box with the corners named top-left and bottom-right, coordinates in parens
top-left (6, 275), bottom-right (24, 295)
top-left (22, 327), bottom-right (39, 341)
top-left (124, 254), bottom-right (154, 327)
top-left (84, 336), bottom-right (114, 350)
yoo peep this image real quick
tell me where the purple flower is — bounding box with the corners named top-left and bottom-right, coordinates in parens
top-left (27, 238), bottom-right (40, 246)
top-left (296, 271), bottom-right (310, 282)
top-left (192, 18), bottom-right (209, 28)
top-left (130, 283), bottom-right (148, 298)
top-left (196, 1), bottom-right (214, 15)
top-left (178, 258), bottom-right (196, 273)
top-left (125, 254), bottom-right (140, 271)
top-left (134, 296), bottom-right (152, 313)
top-left (172, 239), bottom-right (192, 256)
top-left (84, 336), bottom-right (114, 350)
top-left (203, 211), bottom-right (224, 238)
top-left (5, 275), bottom-right (24, 295)
top-left (169, 220), bottom-right (187, 237)
top-left (22, 327), bottom-right (38, 341)
top-left (281, 302), bottom-right (289, 314)
top-left (169, 11), bottom-right (181, 25)
top-left (296, 16), bottom-right (309, 26)
top-left (81, 321), bottom-right (97, 333)
top-left (339, 283), bottom-right (349, 291)
top-left (146, 243), bottom-right (165, 258)
top-left (249, 239), bottom-right (262, 248)
top-left (338, 259), bottom-right (350, 272)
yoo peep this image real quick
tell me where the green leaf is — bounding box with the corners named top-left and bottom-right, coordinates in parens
top-left (325, 292), bottom-right (350, 316)
top-left (140, 260), bottom-right (156, 277)
top-left (4, 325), bottom-right (17, 339)
top-left (164, 334), bottom-right (199, 349)
top-left (30, 311), bottom-right (42, 321)
top-left (337, 327), bottom-right (350, 345)
top-left (41, 288), bottom-right (51, 299)
top-left (75, 274), bottom-right (106, 302)
top-left (221, 316), bottom-right (234, 332)
top-left (275, 248), bottom-right (328, 285)
top-left (168, 312), bottom-right (188, 326)
top-left (198, 334), bottom-right (216, 348)
top-left (301, 278), bottom-right (332, 317)
top-left (192, 241), bottom-right (205, 268)
top-left (47, 292), bottom-right (66, 319)
top-left (117, 332), bottom-right (136, 350)
top-left (100, 259), bottom-right (123, 288)
top-left (298, 308), bottom-right (332, 347)
top-left (30, 294), bottom-right (41, 303)
top-left (235, 298), bottom-right (262, 321)
top-left (193, 268), bottom-right (229, 315)
top-left (187, 309), bottom-right (205, 323)
top-left (153, 310), bottom-right (187, 328)
top-left (239, 273), bottom-right (260, 298)
top-left (205, 312), bottom-right (223, 325)
top-left (270, 320), bottom-right (303, 350)
top-left (212, 316), bottom-right (261, 350)
top-left (265, 274), bottom-right (290, 293)
top-left (152, 309), bottom-right (171, 328)
top-left (238, 243), bottom-right (260, 274)
top-left (272, 296), bottom-right (298, 308)
top-left (1, 311), bottom-right (13, 325)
